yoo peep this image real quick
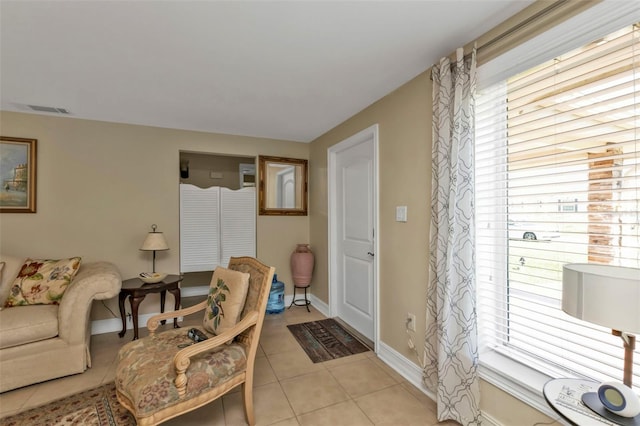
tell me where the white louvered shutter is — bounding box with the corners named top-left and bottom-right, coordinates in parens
top-left (180, 184), bottom-right (220, 272)
top-left (220, 187), bottom-right (256, 267)
top-left (180, 184), bottom-right (256, 272)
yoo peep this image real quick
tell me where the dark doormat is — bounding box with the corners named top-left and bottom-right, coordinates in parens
top-left (287, 318), bottom-right (370, 363)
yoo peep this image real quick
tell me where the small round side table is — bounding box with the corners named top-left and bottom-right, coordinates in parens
top-left (118, 274), bottom-right (182, 340)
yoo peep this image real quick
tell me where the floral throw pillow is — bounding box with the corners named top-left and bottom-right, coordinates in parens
top-left (202, 266), bottom-right (250, 336)
top-left (4, 257), bottom-right (82, 307)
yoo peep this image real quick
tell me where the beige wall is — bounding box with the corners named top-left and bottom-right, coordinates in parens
top-left (0, 111), bottom-right (309, 319)
top-left (481, 381), bottom-right (560, 425)
top-left (310, 70), bottom-right (431, 367)
top-left (308, 68), bottom-right (556, 425)
top-left (305, 1), bottom-right (589, 422)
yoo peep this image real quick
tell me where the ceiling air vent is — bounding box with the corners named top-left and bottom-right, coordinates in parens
top-left (27, 105), bottom-right (71, 114)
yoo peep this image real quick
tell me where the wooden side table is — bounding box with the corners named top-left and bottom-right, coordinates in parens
top-left (118, 274), bottom-right (182, 340)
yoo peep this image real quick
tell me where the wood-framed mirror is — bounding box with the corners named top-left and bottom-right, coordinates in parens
top-left (258, 156), bottom-right (308, 216)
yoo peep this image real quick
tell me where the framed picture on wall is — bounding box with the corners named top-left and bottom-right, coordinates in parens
top-left (0, 136), bottom-right (37, 213)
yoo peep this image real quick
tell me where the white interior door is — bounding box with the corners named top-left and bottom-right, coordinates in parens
top-left (329, 125), bottom-right (378, 343)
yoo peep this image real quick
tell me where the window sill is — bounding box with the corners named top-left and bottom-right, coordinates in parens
top-left (479, 350), bottom-right (576, 425)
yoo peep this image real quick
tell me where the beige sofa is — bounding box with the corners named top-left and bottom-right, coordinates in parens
top-left (0, 255), bottom-right (121, 393)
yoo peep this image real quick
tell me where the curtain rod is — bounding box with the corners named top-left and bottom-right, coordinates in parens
top-left (430, 0), bottom-right (573, 80)
top-left (477, 0), bottom-right (571, 56)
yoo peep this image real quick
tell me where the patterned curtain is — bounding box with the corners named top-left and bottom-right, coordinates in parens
top-left (424, 47), bottom-right (481, 426)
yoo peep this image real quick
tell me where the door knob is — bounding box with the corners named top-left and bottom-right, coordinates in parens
top-left (367, 252), bottom-right (375, 257)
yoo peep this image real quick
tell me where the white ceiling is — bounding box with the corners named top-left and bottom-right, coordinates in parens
top-left (0, 1), bottom-right (534, 142)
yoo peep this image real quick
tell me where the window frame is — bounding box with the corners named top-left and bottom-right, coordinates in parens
top-left (474, 1), bottom-right (640, 418)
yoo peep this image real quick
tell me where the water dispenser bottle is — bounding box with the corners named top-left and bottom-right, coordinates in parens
top-left (266, 274), bottom-right (285, 314)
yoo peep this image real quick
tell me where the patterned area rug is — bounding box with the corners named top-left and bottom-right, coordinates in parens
top-left (287, 318), bottom-right (370, 363)
top-left (0, 382), bottom-right (135, 426)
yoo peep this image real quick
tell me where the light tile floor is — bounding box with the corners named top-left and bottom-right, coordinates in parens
top-left (0, 303), bottom-right (459, 426)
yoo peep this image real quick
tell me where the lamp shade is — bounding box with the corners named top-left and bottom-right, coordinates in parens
top-left (562, 263), bottom-right (640, 334)
top-left (140, 231), bottom-right (169, 251)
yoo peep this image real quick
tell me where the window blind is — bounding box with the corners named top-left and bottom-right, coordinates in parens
top-left (476, 23), bottom-right (640, 389)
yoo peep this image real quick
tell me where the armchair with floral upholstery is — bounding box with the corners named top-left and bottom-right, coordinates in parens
top-left (115, 256), bottom-right (275, 426)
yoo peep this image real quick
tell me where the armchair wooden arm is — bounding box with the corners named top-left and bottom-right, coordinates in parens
top-left (146, 300), bottom-right (207, 333)
top-left (173, 311), bottom-right (260, 396)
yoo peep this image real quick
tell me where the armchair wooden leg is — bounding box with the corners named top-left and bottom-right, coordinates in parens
top-left (242, 380), bottom-right (255, 426)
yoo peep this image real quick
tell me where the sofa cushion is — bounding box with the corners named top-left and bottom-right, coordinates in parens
top-left (0, 255), bottom-right (26, 308)
top-left (203, 267), bottom-right (250, 336)
top-left (0, 304), bottom-right (59, 349)
top-left (4, 257), bottom-right (82, 307)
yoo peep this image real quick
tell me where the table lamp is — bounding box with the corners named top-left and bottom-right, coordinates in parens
top-left (562, 263), bottom-right (640, 420)
top-left (140, 224), bottom-right (169, 273)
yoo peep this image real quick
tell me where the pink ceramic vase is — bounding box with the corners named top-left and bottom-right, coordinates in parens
top-left (290, 244), bottom-right (314, 287)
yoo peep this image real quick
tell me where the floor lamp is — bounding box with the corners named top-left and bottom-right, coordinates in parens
top-left (562, 263), bottom-right (640, 420)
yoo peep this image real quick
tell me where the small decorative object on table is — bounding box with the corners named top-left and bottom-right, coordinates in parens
top-left (139, 272), bottom-right (168, 284)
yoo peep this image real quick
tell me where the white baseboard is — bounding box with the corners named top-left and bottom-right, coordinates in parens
top-left (480, 411), bottom-right (502, 426)
top-left (91, 312), bottom-right (166, 335)
top-left (180, 285), bottom-right (209, 298)
top-left (377, 341), bottom-right (500, 426)
top-left (377, 341), bottom-right (434, 399)
top-left (92, 288), bottom-right (201, 335)
top-left (91, 287), bottom-right (325, 335)
top-left (309, 294), bottom-right (330, 316)
top-left (92, 286), bottom-right (208, 335)
top-left (179, 286), bottom-right (326, 313)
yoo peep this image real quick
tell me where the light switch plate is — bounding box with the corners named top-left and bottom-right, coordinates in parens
top-left (396, 206), bottom-right (407, 222)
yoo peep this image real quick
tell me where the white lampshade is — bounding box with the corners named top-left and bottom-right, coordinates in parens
top-left (139, 225), bottom-right (169, 274)
top-left (562, 263), bottom-right (640, 334)
top-left (140, 232), bottom-right (169, 251)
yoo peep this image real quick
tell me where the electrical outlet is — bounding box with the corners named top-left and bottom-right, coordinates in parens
top-left (406, 313), bottom-right (416, 332)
